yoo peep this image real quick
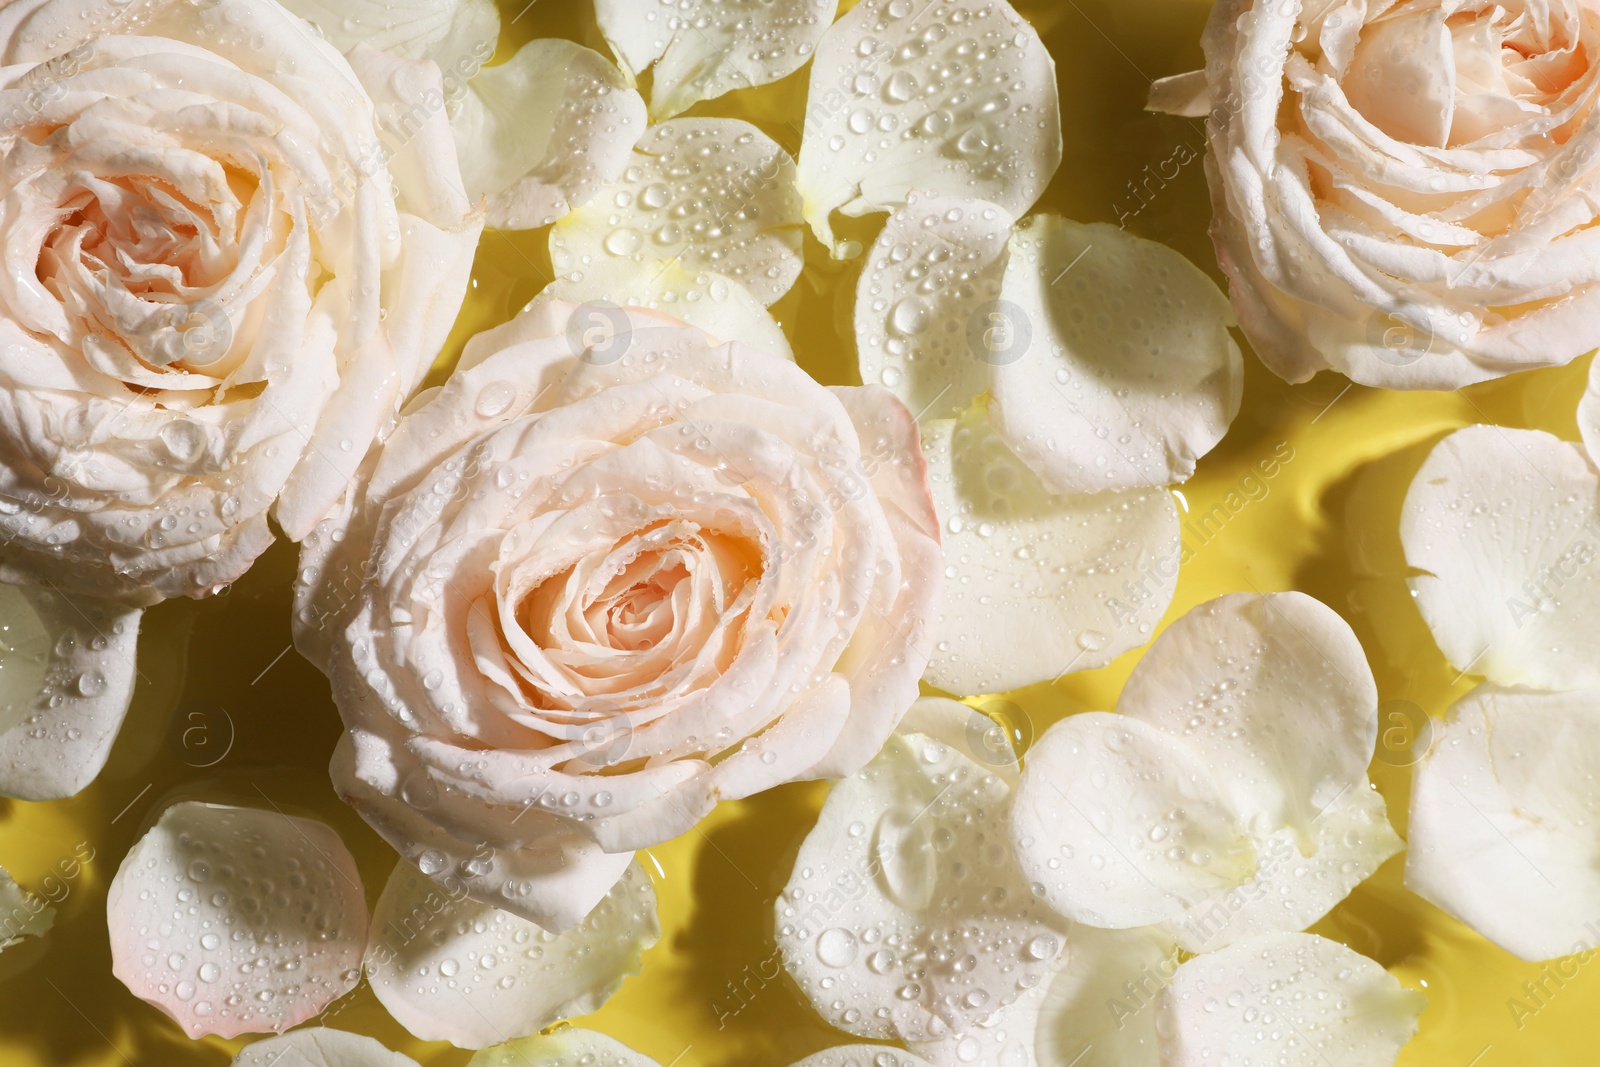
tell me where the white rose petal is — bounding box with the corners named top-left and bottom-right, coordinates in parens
top-left (595, 0), bottom-right (839, 120)
top-left (1401, 425), bottom-right (1600, 691)
top-left (1034, 925), bottom-right (1175, 1067)
top-left (776, 730), bottom-right (1068, 1045)
top-left (297, 305), bottom-right (939, 928)
top-left (988, 217), bottom-right (1243, 496)
top-left (0, 583), bottom-right (140, 800)
top-left (1011, 594), bottom-right (1401, 949)
top-left (232, 1029), bottom-right (421, 1067)
top-left (789, 1049), bottom-right (937, 1067)
top-left (798, 0), bottom-right (1060, 255)
top-left (1580, 356), bottom-right (1600, 466)
top-left (1011, 712), bottom-right (1250, 930)
top-left (106, 802), bottom-right (367, 1038)
top-left (0, 865), bottom-right (53, 950)
top-left (470, 1030), bottom-right (662, 1067)
top-left (453, 39), bottom-right (647, 230)
top-left (278, 0), bottom-right (499, 78)
top-left (366, 859), bottom-right (658, 1049)
top-left (1155, 933), bottom-right (1424, 1067)
top-left (854, 193), bottom-right (1016, 422)
top-left (533, 257), bottom-right (794, 362)
top-left (549, 118), bottom-right (805, 306)
top-left (1407, 685), bottom-right (1600, 962)
top-left (921, 410), bottom-right (1179, 694)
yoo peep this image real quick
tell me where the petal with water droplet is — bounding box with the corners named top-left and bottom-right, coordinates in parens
top-left (1156, 933), bottom-right (1423, 1067)
top-left (777, 731), bottom-right (1067, 1045)
top-left (0, 584), bottom-right (141, 801)
top-left (988, 217), bottom-right (1243, 496)
top-left (855, 193), bottom-right (1015, 422)
top-left (1401, 425), bottom-right (1600, 691)
top-left (896, 695), bottom-right (1021, 783)
top-left (596, 0), bottom-right (838, 120)
top-left (469, 1030), bottom-right (662, 1067)
top-left (1407, 685), bottom-right (1600, 962)
top-left (232, 1028), bottom-right (422, 1067)
top-left (788, 1049), bottom-right (938, 1067)
top-left (107, 802), bottom-right (367, 1038)
top-left (797, 0), bottom-right (1060, 255)
top-left (366, 859), bottom-right (659, 1049)
top-left (921, 410), bottom-right (1179, 694)
top-left (532, 255), bottom-right (794, 361)
top-left (278, 0), bottom-right (498, 79)
top-left (550, 118), bottom-right (804, 305)
top-left (1011, 712), bottom-right (1249, 930)
top-left (453, 40), bottom-right (647, 230)
top-left (1034, 925), bottom-right (1174, 1067)
top-left (1116, 592), bottom-right (1382, 847)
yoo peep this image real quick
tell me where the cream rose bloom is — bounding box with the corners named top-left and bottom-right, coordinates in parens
top-left (1154, 0), bottom-right (1600, 388)
top-left (0, 0), bottom-right (481, 604)
top-left (293, 302), bottom-right (941, 929)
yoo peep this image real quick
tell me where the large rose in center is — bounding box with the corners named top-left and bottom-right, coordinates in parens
top-left (294, 304), bottom-right (941, 928)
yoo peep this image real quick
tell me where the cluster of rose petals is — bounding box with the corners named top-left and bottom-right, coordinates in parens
top-left (778, 684), bottom-right (1420, 1067)
top-left (294, 301), bottom-right (940, 931)
top-left (1158, 0), bottom-right (1600, 388)
top-left (860, 202), bottom-right (1241, 693)
top-left (1401, 369), bottom-right (1600, 960)
top-left (1010, 593), bottom-right (1400, 951)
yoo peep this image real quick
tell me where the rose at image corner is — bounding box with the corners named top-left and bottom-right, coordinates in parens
top-left (0, 0), bottom-right (482, 605)
top-left (293, 302), bottom-right (942, 930)
top-left (1162, 0), bottom-right (1600, 389)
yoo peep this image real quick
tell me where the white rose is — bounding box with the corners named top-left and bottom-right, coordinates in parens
top-left (0, 0), bottom-right (482, 605)
top-left (293, 302), bottom-right (942, 930)
top-left (1153, 0), bottom-right (1600, 388)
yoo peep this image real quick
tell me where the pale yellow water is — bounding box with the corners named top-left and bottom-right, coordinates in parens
top-left (0, 0), bottom-right (1592, 1064)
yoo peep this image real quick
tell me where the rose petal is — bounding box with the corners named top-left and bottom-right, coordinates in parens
top-left (1146, 71), bottom-right (1210, 117)
top-left (531, 258), bottom-right (794, 361)
top-left (366, 858), bottom-right (658, 1048)
top-left (277, 0), bottom-right (499, 81)
top-left (0, 865), bottom-right (54, 949)
top-left (107, 801), bottom-right (367, 1038)
top-left (453, 40), bottom-right (647, 230)
top-left (921, 411), bottom-right (1180, 694)
top-left (788, 1050), bottom-right (937, 1067)
top-left (854, 193), bottom-right (1015, 422)
top-left (595, 0), bottom-right (838, 119)
top-left (232, 1028), bottom-right (422, 1067)
top-left (1155, 933), bottom-right (1424, 1067)
top-left (1407, 685), bottom-right (1600, 961)
top-left (469, 1030), bottom-right (662, 1067)
top-left (777, 730), bottom-right (1068, 1045)
top-left (1034, 925), bottom-right (1175, 1067)
top-left (1401, 425), bottom-right (1600, 690)
top-left (988, 217), bottom-right (1243, 496)
top-left (797, 0), bottom-right (1060, 255)
top-left (896, 695), bottom-right (1021, 782)
top-left (1581, 356), bottom-right (1600, 467)
top-left (549, 118), bottom-right (804, 305)
top-left (0, 584), bottom-right (141, 801)
top-left (1115, 592), bottom-right (1380, 843)
top-left (1011, 712), bottom-right (1251, 930)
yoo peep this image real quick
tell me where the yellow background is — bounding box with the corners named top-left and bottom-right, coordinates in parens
top-left (0, 0), bottom-right (1593, 1063)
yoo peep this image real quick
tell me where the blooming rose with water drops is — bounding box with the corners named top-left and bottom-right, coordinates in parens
top-left (294, 301), bottom-right (940, 931)
top-left (1152, 0), bottom-right (1600, 388)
